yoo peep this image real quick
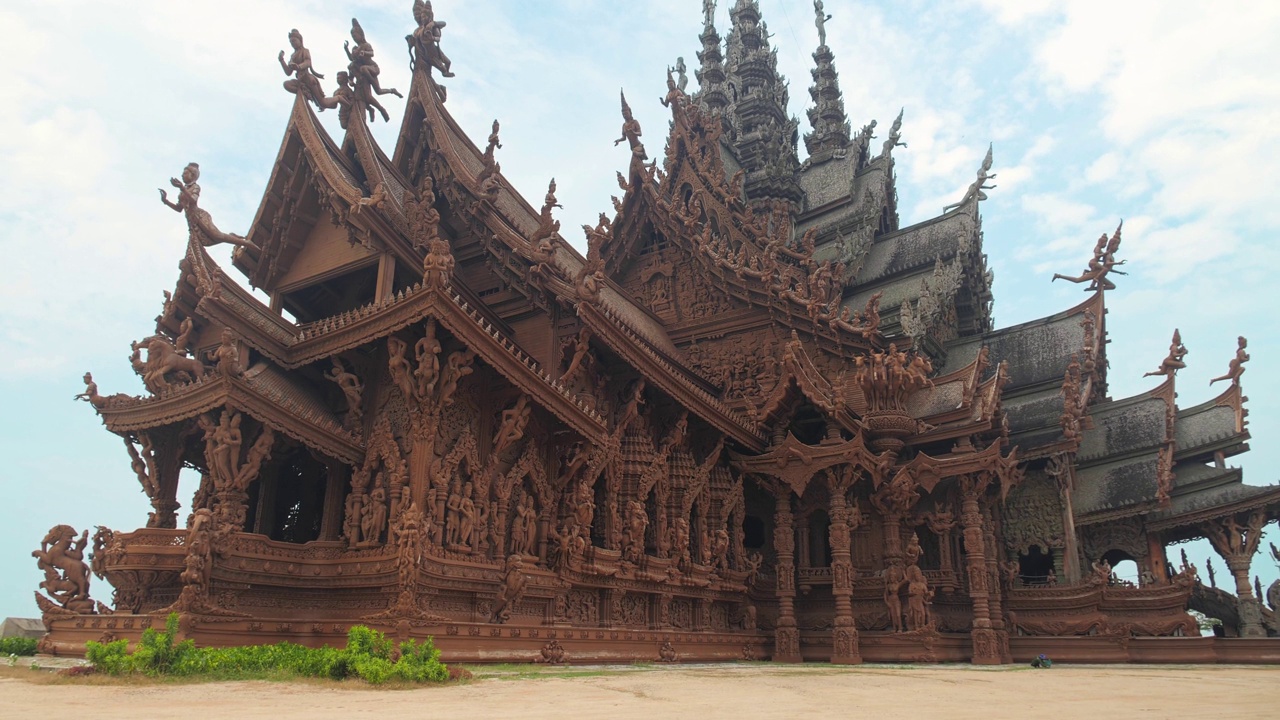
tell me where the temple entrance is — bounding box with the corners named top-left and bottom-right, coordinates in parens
top-left (244, 444), bottom-right (331, 543)
top-left (1101, 549), bottom-right (1139, 586)
top-left (1018, 544), bottom-right (1055, 584)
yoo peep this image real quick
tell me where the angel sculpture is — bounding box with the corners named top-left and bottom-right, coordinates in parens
top-left (159, 163), bottom-right (257, 250)
top-left (407, 0), bottom-right (455, 78)
top-left (278, 29), bottom-right (325, 107)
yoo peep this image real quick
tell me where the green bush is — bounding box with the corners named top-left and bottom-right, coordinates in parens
top-left (83, 614), bottom-right (447, 685)
top-left (0, 637), bottom-right (39, 656)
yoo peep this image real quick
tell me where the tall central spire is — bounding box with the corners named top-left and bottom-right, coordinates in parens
top-left (694, 1), bottom-right (729, 113)
top-left (723, 0), bottom-right (802, 206)
top-left (804, 2), bottom-right (851, 163)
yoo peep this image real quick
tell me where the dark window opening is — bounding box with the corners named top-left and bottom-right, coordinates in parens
top-left (1018, 545), bottom-right (1055, 584)
top-left (743, 515), bottom-right (766, 550)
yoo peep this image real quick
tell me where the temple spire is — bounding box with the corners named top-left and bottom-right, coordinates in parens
top-left (723, 0), bottom-right (802, 206)
top-left (694, 1), bottom-right (729, 113)
top-left (804, 2), bottom-right (851, 164)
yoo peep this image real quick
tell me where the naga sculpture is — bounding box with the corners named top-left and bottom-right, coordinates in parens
top-left (159, 163), bottom-right (256, 251)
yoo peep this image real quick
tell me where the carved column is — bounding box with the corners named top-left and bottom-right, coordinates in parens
top-left (319, 463), bottom-right (348, 541)
top-left (1145, 533), bottom-right (1169, 585)
top-left (828, 482), bottom-right (861, 664)
top-left (983, 507), bottom-right (1011, 664)
top-left (772, 490), bottom-right (802, 662)
top-left (961, 474), bottom-right (1000, 664)
top-left (1204, 511), bottom-right (1267, 637)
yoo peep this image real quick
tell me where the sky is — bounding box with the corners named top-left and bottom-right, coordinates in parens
top-left (1, 0), bottom-right (1278, 622)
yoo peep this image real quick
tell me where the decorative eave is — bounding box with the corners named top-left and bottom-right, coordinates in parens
top-left (576, 300), bottom-right (764, 451)
top-left (1146, 483), bottom-right (1280, 536)
top-left (97, 371), bottom-right (364, 467)
top-left (234, 94), bottom-right (367, 289)
top-left (758, 332), bottom-right (861, 434)
top-left (729, 432), bottom-right (888, 498)
top-left (894, 439), bottom-right (1021, 501)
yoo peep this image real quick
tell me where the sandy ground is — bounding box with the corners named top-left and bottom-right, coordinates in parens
top-left (1, 662), bottom-right (1274, 719)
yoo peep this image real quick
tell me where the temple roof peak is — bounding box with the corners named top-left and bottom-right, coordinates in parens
top-left (804, 2), bottom-right (850, 164)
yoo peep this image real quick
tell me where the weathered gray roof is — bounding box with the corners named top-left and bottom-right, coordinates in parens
top-left (849, 211), bottom-right (973, 287)
top-left (799, 152), bottom-right (861, 211)
top-left (1077, 395), bottom-right (1167, 463)
top-left (1074, 455), bottom-right (1161, 517)
top-left (940, 306), bottom-right (1086, 391)
top-left (1175, 401), bottom-right (1242, 457)
top-left (1, 617), bottom-right (44, 639)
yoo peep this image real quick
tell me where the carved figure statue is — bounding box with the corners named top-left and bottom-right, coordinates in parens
top-left (279, 29), bottom-right (325, 107)
top-left (882, 107), bottom-right (906, 157)
top-left (883, 562), bottom-right (905, 632)
top-left (387, 336), bottom-right (415, 398)
top-left (493, 554), bottom-right (528, 623)
top-left (458, 481), bottom-right (477, 549)
top-left (904, 564), bottom-right (933, 631)
top-left (674, 57), bottom-right (688, 93)
top-left (316, 71), bottom-right (359, 128)
top-left (559, 327), bottom-right (593, 384)
top-left (33, 525), bottom-right (94, 613)
top-left (943, 145), bottom-right (996, 212)
top-left (814, 1), bottom-right (831, 47)
top-left (702, 0), bottom-right (717, 28)
top-left (509, 492), bottom-right (537, 556)
top-left (140, 335), bottom-right (207, 394)
top-left (1209, 336), bottom-right (1249, 386)
top-left (712, 528), bottom-right (730, 573)
top-left (1144, 329), bottom-right (1188, 377)
top-left (210, 328), bottom-right (242, 377)
top-left (407, 0), bottom-right (455, 77)
top-left (361, 486), bottom-right (388, 545)
top-left (325, 356), bottom-right (365, 429)
top-left (345, 19), bottom-right (401, 122)
top-left (493, 395), bottom-right (531, 455)
top-left (615, 92), bottom-right (647, 171)
top-left (413, 320), bottom-right (442, 398)
top-left (621, 499), bottom-right (648, 564)
top-left (159, 163), bottom-right (257, 250)
top-left (74, 372), bottom-right (108, 409)
top-left (1052, 223), bottom-right (1126, 291)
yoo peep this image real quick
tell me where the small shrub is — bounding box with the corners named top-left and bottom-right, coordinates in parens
top-left (81, 615), bottom-right (448, 685)
top-left (0, 637), bottom-right (38, 656)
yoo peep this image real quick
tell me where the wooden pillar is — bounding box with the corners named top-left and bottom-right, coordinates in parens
top-left (374, 252), bottom-right (396, 304)
top-left (772, 491), bottom-right (802, 662)
top-left (828, 488), bottom-right (861, 664)
top-left (319, 463), bottom-right (348, 541)
top-left (961, 475), bottom-right (1000, 664)
top-left (983, 507), bottom-right (1012, 664)
top-left (1204, 511), bottom-right (1267, 638)
top-left (1146, 533), bottom-right (1169, 585)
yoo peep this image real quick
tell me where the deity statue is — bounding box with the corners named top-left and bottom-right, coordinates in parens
top-left (615, 92), bottom-right (647, 170)
top-left (209, 328), bottom-right (242, 377)
top-left (492, 554), bottom-right (528, 623)
top-left (325, 356), bottom-right (365, 429)
top-left (882, 107), bottom-right (907, 157)
top-left (1052, 223), bottom-right (1126, 292)
top-left (278, 29), bottom-right (325, 108)
top-left (316, 71), bottom-right (359, 128)
top-left (883, 562), bottom-right (905, 632)
top-left (1209, 336), bottom-right (1250, 386)
top-left (74, 372), bottom-right (108, 409)
top-left (345, 19), bottom-right (401, 122)
top-left (943, 145), bottom-right (997, 213)
top-left (702, 0), bottom-right (717, 28)
top-left (408, 0), bottom-right (455, 77)
top-left (814, 1), bottom-right (831, 47)
top-left (361, 485), bottom-right (388, 545)
top-left (904, 564), bottom-right (933, 631)
top-left (159, 163), bottom-right (257, 250)
top-left (1144, 328), bottom-right (1188, 378)
top-left (493, 395), bottom-right (531, 456)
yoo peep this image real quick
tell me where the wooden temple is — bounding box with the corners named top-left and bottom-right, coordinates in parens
top-left (38, 1), bottom-right (1280, 664)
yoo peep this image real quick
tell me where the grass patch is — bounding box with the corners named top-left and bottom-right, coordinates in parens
top-left (82, 614), bottom-right (448, 686)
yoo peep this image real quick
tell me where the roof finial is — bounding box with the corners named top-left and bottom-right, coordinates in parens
top-left (1051, 221), bottom-right (1126, 291)
top-left (703, 0), bottom-right (717, 29)
top-left (1143, 329), bottom-right (1188, 378)
top-left (1209, 336), bottom-right (1250, 387)
top-left (942, 144), bottom-right (996, 212)
top-left (881, 108), bottom-right (907, 158)
top-left (814, 1), bottom-right (832, 48)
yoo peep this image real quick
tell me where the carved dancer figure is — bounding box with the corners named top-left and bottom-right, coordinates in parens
top-left (1209, 336), bottom-right (1249, 386)
top-left (316, 71), bottom-right (359, 129)
top-left (943, 145), bottom-right (996, 212)
top-left (445, 481), bottom-right (464, 547)
top-left (407, 0), bottom-right (455, 77)
top-left (492, 554), bottom-right (528, 623)
top-left (621, 499), bottom-right (648, 564)
top-left (882, 107), bottom-right (907, 157)
top-left (814, 0), bottom-right (831, 47)
top-left (615, 379), bottom-right (646, 435)
top-left (1052, 223), bottom-right (1125, 291)
top-left (559, 327), bottom-right (593, 383)
top-left (159, 163), bottom-right (257, 250)
top-left (615, 92), bottom-right (647, 171)
top-left (345, 19), bottom-right (401, 122)
top-left (74, 372), bottom-right (108, 409)
top-left (660, 68), bottom-right (682, 108)
top-left (509, 492), bottom-right (538, 556)
top-left (361, 486), bottom-right (388, 545)
top-left (33, 525), bottom-right (94, 613)
top-left (387, 336), bottom-right (415, 398)
top-left (279, 29), bottom-right (325, 107)
top-left (493, 395), bottom-right (531, 455)
top-left (674, 57), bottom-right (688, 93)
top-left (458, 481), bottom-right (477, 549)
top-left (325, 356), bottom-right (364, 428)
top-left (1144, 328), bottom-right (1188, 377)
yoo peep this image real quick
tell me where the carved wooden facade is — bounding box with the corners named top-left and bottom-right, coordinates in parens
top-left (41, 1), bottom-right (1279, 663)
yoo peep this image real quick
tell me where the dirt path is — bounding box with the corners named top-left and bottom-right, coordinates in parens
top-left (1, 663), bottom-right (1274, 719)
